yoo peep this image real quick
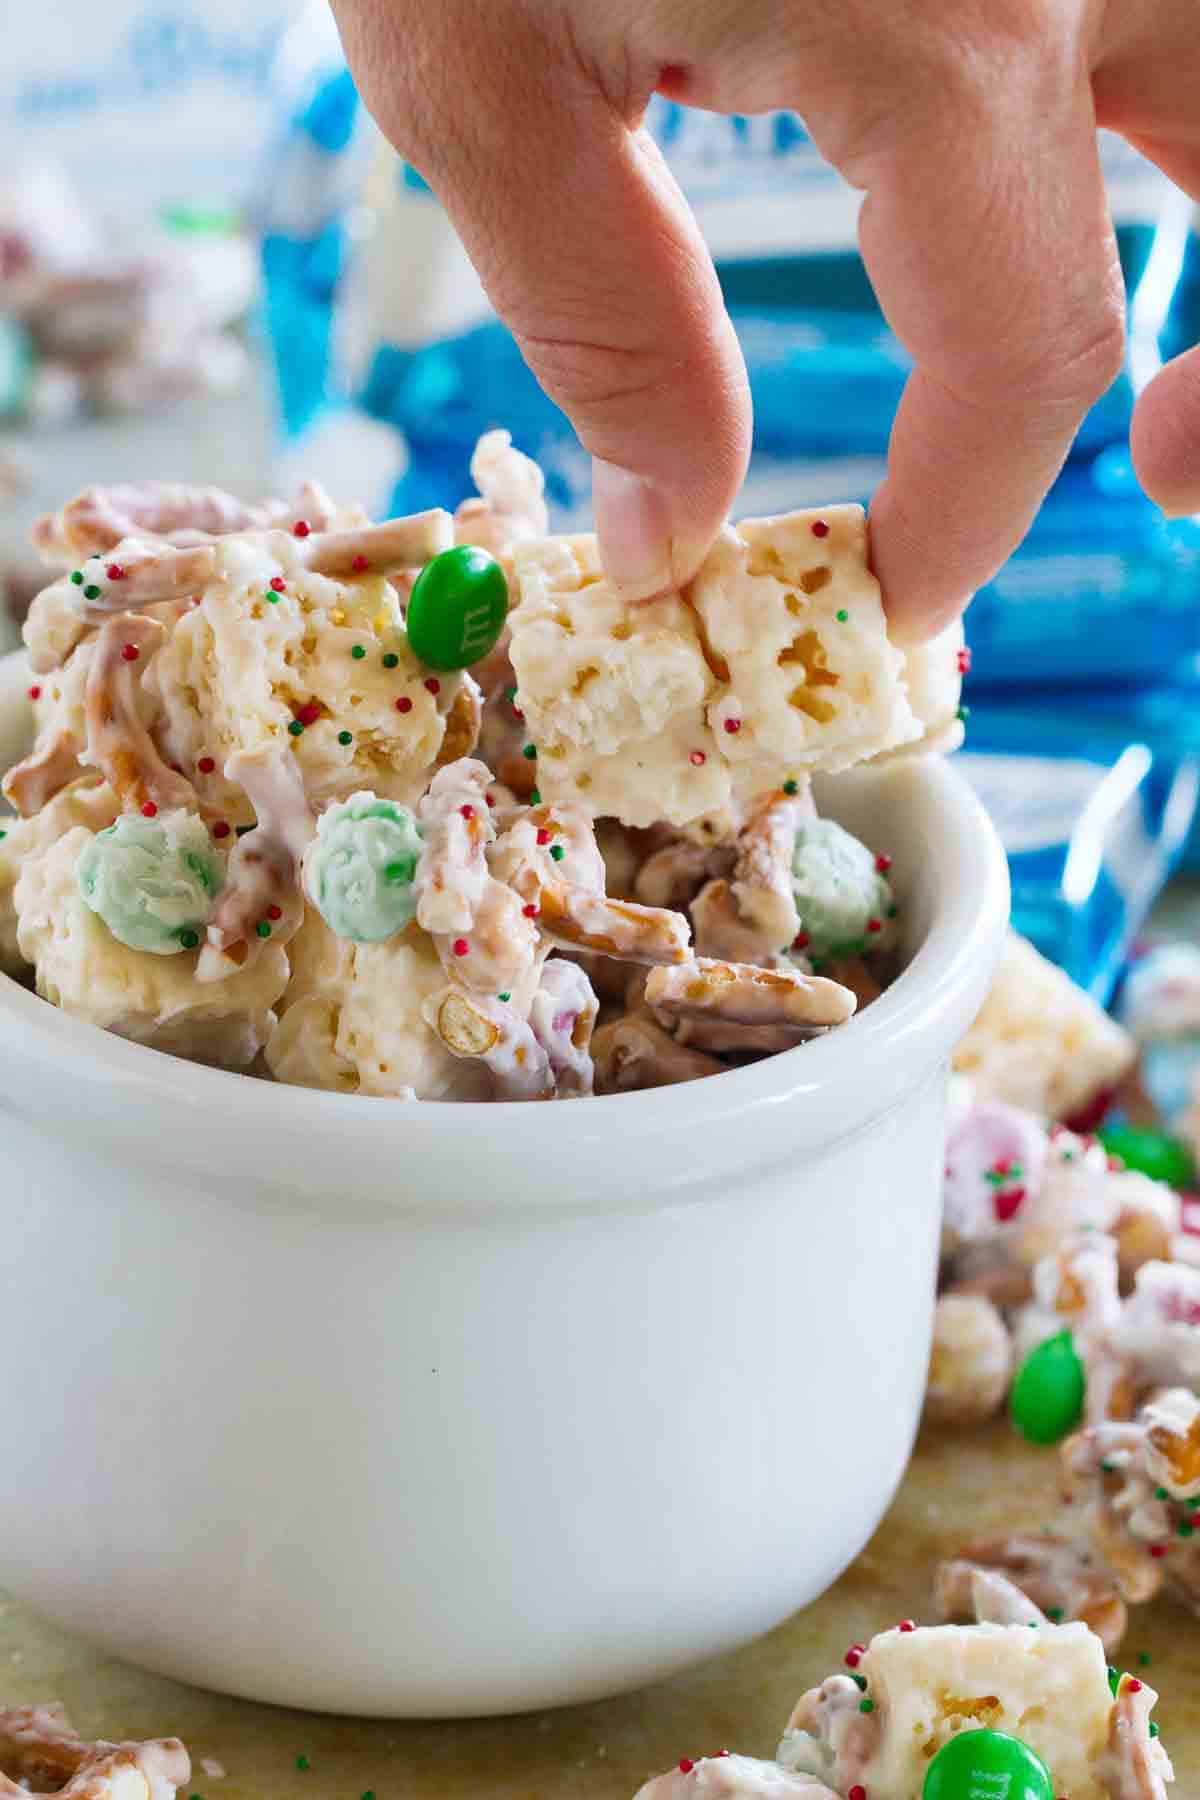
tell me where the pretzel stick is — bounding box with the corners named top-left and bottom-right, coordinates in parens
top-left (2, 731), bottom-right (82, 816)
top-left (692, 878), bottom-right (786, 964)
top-left (83, 614), bottom-right (196, 815)
top-left (935, 1535), bottom-right (1128, 1651)
top-left (25, 545), bottom-right (216, 673)
top-left (304, 512), bottom-right (453, 579)
top-left (646, 958), bottom-right (856, 1037)
top-left (33, 483), bottom-right (288, 558)
top-left (730, 789), bottom-right (815, 950)
top-left (196, 746), bottom-right (313, 979)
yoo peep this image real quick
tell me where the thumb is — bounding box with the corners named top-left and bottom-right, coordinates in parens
top-left (332, 1), bottom-right (750, 595)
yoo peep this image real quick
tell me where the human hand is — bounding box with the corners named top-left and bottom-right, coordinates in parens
top-left (331, 0), bottom-right (1200, 639)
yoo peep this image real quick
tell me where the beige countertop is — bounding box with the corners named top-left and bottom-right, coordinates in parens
top-left (1, 1419), bottom-right (1195, 1798)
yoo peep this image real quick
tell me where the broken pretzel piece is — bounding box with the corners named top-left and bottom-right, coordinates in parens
top-left (0, 1704), bottom-right (190, 1800)
top-left (424, 986), bottom-right (553, 1101)
top-left (934, 1534), bottom-right (1128, 1653)
top-left (592, 1014), bottom-right (723, 1093)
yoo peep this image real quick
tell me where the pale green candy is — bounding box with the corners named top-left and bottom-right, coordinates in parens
top-left (790, 818), bottom-right (895, 960)
top-left (305, 793), bottom-right (424, 942)
top-left (76, 811), bottom-right (223, 955)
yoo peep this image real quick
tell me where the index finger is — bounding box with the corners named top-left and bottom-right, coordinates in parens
top-left (846, 84), bottom-right (1126, 641)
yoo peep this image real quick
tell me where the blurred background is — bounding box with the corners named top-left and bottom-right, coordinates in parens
top-left (3, 0), bottom-right (1200, 1002)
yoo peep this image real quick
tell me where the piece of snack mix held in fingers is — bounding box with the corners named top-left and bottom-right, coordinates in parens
top-left (0, 436), bottom-right (964, 1097)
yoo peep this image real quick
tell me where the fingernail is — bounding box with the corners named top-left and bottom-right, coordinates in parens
top-left (592, 459), bottom-right (675, 600)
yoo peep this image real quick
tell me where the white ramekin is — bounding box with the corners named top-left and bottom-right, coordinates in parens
top-left (0, 650), bottom-right (1008, 1717)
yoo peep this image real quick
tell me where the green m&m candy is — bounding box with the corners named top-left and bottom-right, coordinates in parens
top-left (1010, 1329), bottom-right (1086, 1445)
top-left (1098, 1123), bottom-right (1195, 1192)
top-left (923, 1729), bottom-right (1053, 1800)
top-left (405, 546), bottom-right (508, 671)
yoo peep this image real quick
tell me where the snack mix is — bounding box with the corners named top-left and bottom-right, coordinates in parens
top-left (0, 432), bottom-right (966, 1101)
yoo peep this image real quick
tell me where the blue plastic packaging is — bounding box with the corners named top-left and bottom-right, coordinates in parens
top-left (958, 691), bottom-right (1200, 1001)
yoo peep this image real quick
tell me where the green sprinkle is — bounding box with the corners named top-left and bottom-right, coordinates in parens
top-left (236, 824), bottom-right (254, 836)
top-left (529, 788), bottom-right (541, 805)
top-left (506, 685), bottom-right (518, 702)
top-left (1046, 1607), bottom-right (1064, 1622)
top-left (1180, 1521), bottom-right (1195, 1538)
top-left (498, 991), bottom-right (511, 1003)
top-left (782, 778), bottom-right (799, 795)
top-left (178, 928), bottom-right (200, 950)
top-left (338, 730), bottom-right (353, 746)
top-left (549, 843), bottom-right (565, 862)
top-left (1108, 1667), bottom-right (1120, 1696)
top-left (351, 644), bottom-right (366, 660)
top-left (957, 704), bottom-right (971, 722)
top-left (295, 1755), bottom-right (311, 1772)
top-left (83, 584), bottom-right (102, 600)
top-left (522, 743), bottom-right (537, 759)
top-left (362, 1791), bottom-right (377, 1799)
top-left (288, 720), bottom-right (304, 736)
top-left (256, 921), bottom-right (272, 939)
top-left (0, 830), bottom-right (6, 841)
top-left (1150, 1724), bottom-right (1160, 1739)
top-left (852, 1674), bottom-right (867, 1692)
top-left (1138, 1653), bottom-right (1152, 1667)
top-left (836, 608), bottom-right (849, 622)
top-left (886, 904), bottom-right (898, 918)
top-left (1156, 1487), bottom-right (1169, 1501)
top-left (70, 570), bottom-right (84, 586)
top-left (858, 1698), bottom-right (874, 1714)
top-left (382, 652), bottom-right (399, 669)
top-left (265, 590), bottom-right (280, 603)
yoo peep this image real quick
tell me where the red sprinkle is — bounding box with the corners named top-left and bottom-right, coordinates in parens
top-left (452, 938), bottom-right (470, 957)
top-left (811, 519), bottom-right (830, 538)
top-left (898, 1620), bottom-right (915, 1633)
top-left (297, 702), bottom-right (322, 727)
top-left (867, 918), bottom-right (882, 934)
top-left (723, 718), bottom-right (741, 734)
top-left (424, 677), bottom-right (441, 695)
top-left (27, 685), bottom-right (40, 700)
top-left (844, 1645), bottom-right (865, 1668)
top-left (120, 643), bottom-right (140, 662)
top-left (1127, 1678), bottom-right (1144, 1693)
top-left (141, 801), bottom-right (158, 818)
top-left (875, 853), bottom-right (892, 872)
top-left (486, 793), bottom-right (496, 808)
top-left (678, 1761), bottom-right (694, 1775)
top-left (460, 804), bottom-right (475, 820)
top-left (269, 576), bottom-right (287, 593)
top-left (536, 828), bottom-right (551, 846)
top-left (689, 750), bottom-right (706, 766)
top-left (994, 1186), bottom-right (1026, 1223)
top-left (522, 904), bottom-right (539, 919)
top-left (292, 519), bottom-right (311, 538)
top-left (849, 1788), bottom-right (867, 1800)
top-left (956, 646), bottom-right (972, 675)
top-left (212, 821), bottom-right (231, 840)
top-left (351, 554), bottom-right (370, 573)
top-left (106, 563), bottom-right (125, 581)
top-left (170, 764), bottom-right (184, 775)
top-left (793, 931), bottom-right (811, 951)
top-left (1150, 1545), bottom-right (1170, 1560)
top-left (267, 904), bottom-right (283, 921)
top-left (395, 696), bottom-right (413, 714)
top-left (197, 756), bottom-right (216, 774)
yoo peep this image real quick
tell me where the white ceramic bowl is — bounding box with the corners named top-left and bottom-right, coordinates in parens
top-left (0, 651), bottom-right (1008, 1718)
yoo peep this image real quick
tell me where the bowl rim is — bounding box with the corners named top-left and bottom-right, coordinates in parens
top-left (0, 648), bottom-right (1009, 1181)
